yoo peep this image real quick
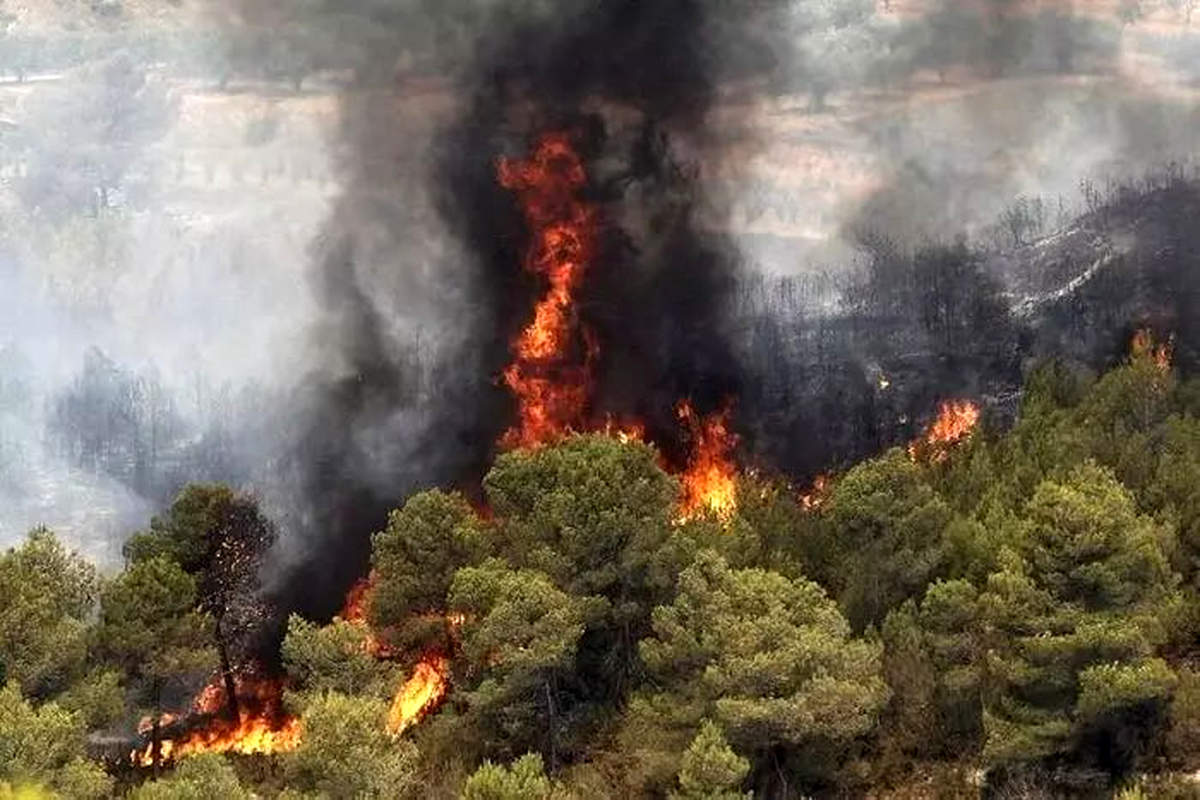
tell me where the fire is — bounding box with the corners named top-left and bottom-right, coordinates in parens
top-left (387, 655), bottom-right (450, 736)
top-left (498, 132), bottom-right (598, 449)
top-left (495, 134), bottom-right (749, 519)
top-left (131, 674), bottom-right (301, 767)
top-left (337, 575), bottom-right (460, 736)
top-left (908, 400), bottom-right (980, 461)
top-left (338, 570), bottom-right (393, 657)
top-left (1131, 328), bottom-right (1173, 373)
top-left (340, 571), bottom-right (375, 624)
top-left (800, 475), bottom-right (829, 511)
top-left (601, 415), bottom-right (646, 445)
top-left (675, 401), bottom-right (740, 521)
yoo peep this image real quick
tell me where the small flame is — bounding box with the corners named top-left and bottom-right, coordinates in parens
top-left (800, 475), bottom-right (829, 511)
top-left (602, 415), bottom-right (646, 445)
top-left (498, 132), bottom-right (598, 449)
top-left (675, 401), bottom-right (739, 521)
top-left (130, 675), bottom-right (301, 767)
top-left (908, 400), bottom-right (980, 462)
top-left (387, 655), bottom-right (450, 736)
top-left (338, 570), bottom-right (393, 657)
top-left (1131, 328), bottom-right (1173, 373)
top-left (340, 571), bottom-right (375, 624)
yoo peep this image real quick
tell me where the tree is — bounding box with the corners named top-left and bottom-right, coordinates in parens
top-left (1075, 347), bottom-right (1176, 499)
top-left (281, 615), bottom-right (397, 697)
top-left (482, 435), bottom-right (678, 689)
top-left (127, 754), bottom-right (252, 800)
top-left (978, 463), bottom-right (1180, 773)
top-left (125, 484), bottom-right (278, 718)
top-left (880, 580), bottom-right (983, 760)
top-left (95, 557), bottom-right (216, 768)
top-left (671, 722), bottom-right (751, 800)
top-left (635, 551), bottom-right (888, 794)
top-left (19, 54), bottom-right (175, 217)
top-left (55, 669), bottom-right (124, 730)
top-left (698, 474), bottom-right (829, 582)
top-left (281, 691), bottom-right (419, 799)
top-left (762, 0), bottom-right (880, 109)
top-left (1145, 415), bottom-right (1200, 586)
top-left (823, 449), bottom-right (954, 630)
top-left (448, 559), bottom-right (592, 769)
top-left (0, 683), bottom-right (111, 799)
top-left (1164, 667), bottom-right (1200, 770)
top-left (370, 489), bottom-right (489, 652)
top-left (460, 753), bottom-right (555, 800)
top-left (0, 529), bottom-right (97, 698)
top-left (49, 350), bottom-right (185, 497)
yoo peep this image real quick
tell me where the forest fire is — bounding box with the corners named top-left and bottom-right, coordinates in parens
top-left (131, 675), bottom-right (301, 767)
top-left (1132, 328), bottom-right (1173, 372)
top-left (800, 475), bottom-right (829, 511)
top-left (497, 132), bottom-right (598, 449)
top-left (341, 571), bottom-right (374, 623)
top-left (337, 572), bottom-right (455, 736)
top-left (675, 401), bottom-right (740, 521)
top-left (908, 400), bottom-right (981, 461)
top-left (387, 655), bottom-right (451, 736)
top-left (338, 570), bottom-right (394, 657)
top-left (496, 134), bottom-right (747, 519)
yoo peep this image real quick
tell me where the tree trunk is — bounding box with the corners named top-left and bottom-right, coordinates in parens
top-left (544, 678), bottom-right (557, 773)
top-left (216, 616), bottom-right (241, 722)
top-left (151, 679), bottom-right (163, 778)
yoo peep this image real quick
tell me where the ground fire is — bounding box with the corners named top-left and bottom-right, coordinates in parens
top-left (130, 675), bottom-right (301, 767)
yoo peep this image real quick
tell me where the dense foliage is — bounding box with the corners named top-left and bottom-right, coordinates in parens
top-left (5, 349), bottom-right (1200, 797)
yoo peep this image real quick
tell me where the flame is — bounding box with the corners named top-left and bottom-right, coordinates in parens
top-left (498, 132), bottom-right (598, 449)
top-left (908, 400), bottom-right (980, 462)
top-left (337, 570), bottom-right (394, 657)
top-left (800, 475), bottom-right (829, 511)
top-left (675, 401), bottom-right (739, 521)
top-left (601, 415), bottom-right (646, 445)
top-left (337, 574), bottom-right (461, 737)
top-left (495, 134), bottom-right (752, 521)
top-left (1131, 328), bottom-right (1173, 373)
top-left (340, 571), bottom-right (375, 624)
top-left (387, 655), bottom-right (450, 736)
top-left (131, 675), bottom-right (301, 767)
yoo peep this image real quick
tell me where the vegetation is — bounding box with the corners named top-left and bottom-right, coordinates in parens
top-left (5, 348), bottom-right (1200, 797)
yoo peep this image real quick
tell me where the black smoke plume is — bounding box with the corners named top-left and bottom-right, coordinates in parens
top-left (267, 0), bottom-right (789, 622)
top-left (258, 0), bottom-right (1200, 631)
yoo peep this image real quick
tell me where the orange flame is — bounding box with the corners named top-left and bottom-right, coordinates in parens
top-left (387, 655), bottom-right (450, 736)
top-left (338, 573), bottom-right (460, 736)
top-left (131, 675), bottom-right (301, 766)
top-left (908, 400), bottom-right (980, 461)
top-left (338, 570), bottom-right (395, 657)
top-left (1131, 328), bottom-right (1173, 373)
top-left (498, 132), bottom-right (598, 449)
top-left (676, 401), bottom-right (739, 521)
top-left (340, 571), bottom-right (375, 624)
top-left (800, 475), bottom-right (829, 511)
